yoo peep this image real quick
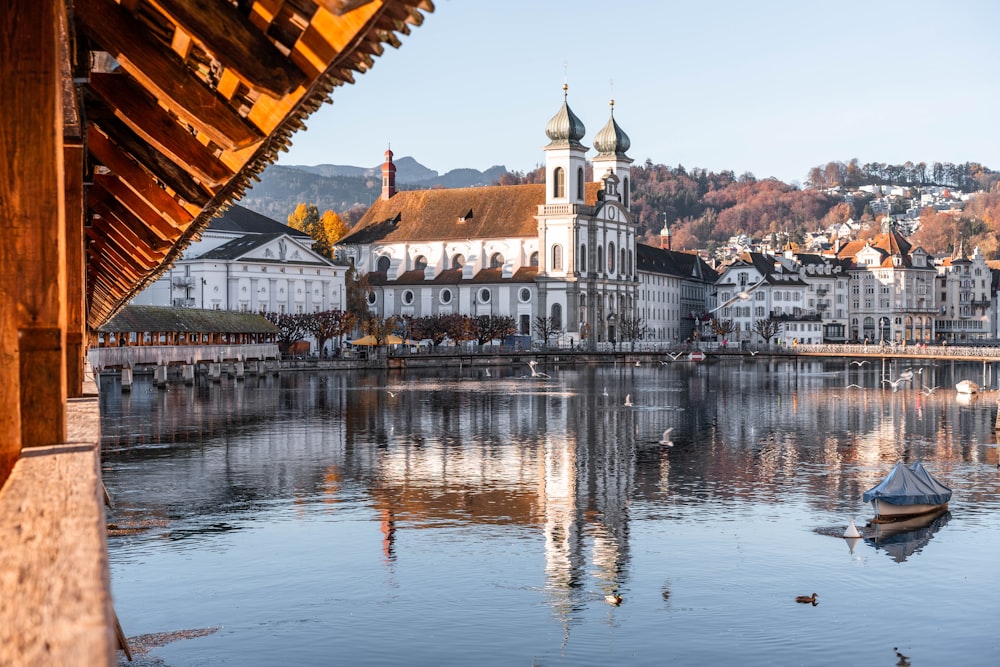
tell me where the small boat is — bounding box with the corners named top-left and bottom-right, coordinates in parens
top-left (955, 379), bottom-right (979, 394)
top-left (865, 508), bottom-right (950, 563)
top-left (862, 462), bottom-right (952, 522)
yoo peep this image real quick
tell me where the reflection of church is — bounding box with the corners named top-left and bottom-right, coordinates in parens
top-left (337, 86), bottom-right (715, 345)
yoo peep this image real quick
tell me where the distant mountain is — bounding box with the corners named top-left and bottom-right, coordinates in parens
top-left (239, 158), bottom-right (509, 219)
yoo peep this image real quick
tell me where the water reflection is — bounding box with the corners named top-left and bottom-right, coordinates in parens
top-left (101, 357), bottom-right (1000, 666)
top-left (864, 510), bottom-right (952, 563)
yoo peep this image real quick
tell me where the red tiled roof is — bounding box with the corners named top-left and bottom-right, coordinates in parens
top-left (341, 182), bottom-right (605, 245)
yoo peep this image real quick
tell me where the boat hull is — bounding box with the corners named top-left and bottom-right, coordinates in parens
top-left (872, 498), bottom-right (948, 522)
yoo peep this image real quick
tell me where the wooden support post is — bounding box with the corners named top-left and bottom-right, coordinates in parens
top-left (234, 361), bottom-right (245, 380)
top-left (120, 367), bottom-right (133, 393)
top-left (64, 142), bottom-right (86, 398)
top-left (153, 364), bottom-right (168, 389)
top-left (182, 364), bottom-right (195, 386)
top-left (1, 0), bottom-right (68, 468)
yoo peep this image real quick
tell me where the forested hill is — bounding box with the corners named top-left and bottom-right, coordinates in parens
top-left (241, 157), bottom-right (999, 257)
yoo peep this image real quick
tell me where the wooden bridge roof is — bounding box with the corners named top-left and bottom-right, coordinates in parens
top-left (98, 305), bottom-right (279, 334)
top-left (73, 0), bottom-right (434, 329)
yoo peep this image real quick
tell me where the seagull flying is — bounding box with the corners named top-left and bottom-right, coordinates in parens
top-left (921, 385), bottom-right (940, 395)
top-left (624, 394), bottom-right (633, 407)
top-left (850, 360), bottom-right (869, 366)
top-left (883, 378), bottom-right (906, 391)
top-left (749, 350), bottom-right (759, 356)
top-left (635, 359), bottom-right (641, 367)
top-left (659, 428), bottom-right (674, 447)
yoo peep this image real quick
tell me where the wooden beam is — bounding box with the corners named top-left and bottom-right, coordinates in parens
top-left (90, 115), bottom-right (212, 207)
top-left (86, 125), bottom-right (196, 226)
top-left (86, 203), bottom-right (167, 266)
top-left (64, 142), bottom-right (86, 397)
top-left (316, 0), bottom-right (377, 15)
top-left (91, 174), bottom-right (186, 244)
top-left (155, 0), bottom-right (307, 98)
top-left (88, 73), bottom-right (233, 186)
top-left (0, 0), bottom-right (68, 458)
top-left (75, 0), bottom-right (265, 151)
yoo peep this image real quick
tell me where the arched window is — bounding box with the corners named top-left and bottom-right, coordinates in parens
top-left (551, 303), bottom-right (563, 330)
top-left (608, 242), bottom-right (616, 273)
top-left (451, 254), bottom-right (465, 269)
top-left (490, 253), bottom-right (505, 268)
top-left (579, 244), bottom-right (587, 272)
top-left (376, 256), bottom-right (391, 272)
top-left (552, 244), bottom-right (563, 271)
top-left (620, 248), bottom-right (626, 275)
top-left (414, 255), bottom-right (428, 270)
top-left (623, 177), bottom-right (629, 208)
top-left (553, 167), bottom-right (565, 198)
top-left (576, 167), bottom-right (584, 200)
top-left (597, 246), bottom-right (604, 273)
top-left (529, 252), bottom-right (539, 267)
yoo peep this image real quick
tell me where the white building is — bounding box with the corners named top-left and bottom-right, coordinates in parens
top-left (132, 205), bottom-right (347, 316)
top-left (935, 245), bottom-right (993, 343)
top-left (837, 217), bottom-right (936, 343)
top-left (336, 88), bottom-right (712, 346)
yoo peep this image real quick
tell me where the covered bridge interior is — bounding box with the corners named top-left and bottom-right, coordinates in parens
top-left (0, 1), bottom-right (432, 663)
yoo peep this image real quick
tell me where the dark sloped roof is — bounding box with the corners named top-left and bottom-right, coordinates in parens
top-left (196, 233), bottom-right (330, 265)
top-left (99, 305), bottom-right (279, 334)
top-left (208, 205), bottom-right (309, 238)
top-left (637, 244), bottom-right (717, 282)
top-left (340, 182), bottom-right (605, 245)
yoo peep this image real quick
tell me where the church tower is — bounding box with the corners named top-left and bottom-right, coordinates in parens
top-left (381, 146), bottom-right (396, 200)
top-left (591, 99), bottom-right (633, 210)
top-left (543, 84), bottom-right (587, 205)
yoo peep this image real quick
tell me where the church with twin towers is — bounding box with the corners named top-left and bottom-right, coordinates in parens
top-left (336, 85), bottom-right (717, 346)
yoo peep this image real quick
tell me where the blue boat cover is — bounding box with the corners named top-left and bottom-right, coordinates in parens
top-left (862, 462), bottom-right (953, 506)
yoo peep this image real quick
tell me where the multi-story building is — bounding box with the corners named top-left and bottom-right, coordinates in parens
top-left (636, 231), bottom-right (717, 343)
top-left (935, 245), bottom-right (993, 342)
top-left (336, 88), bottom-right (711, 346)
top-left (132, 205), bottom-right (347, 316)
top-left (837, 217), bottom-right (937, 343)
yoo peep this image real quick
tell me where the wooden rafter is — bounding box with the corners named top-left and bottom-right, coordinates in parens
top-left (153, 0), bottom-right (307, 99)
top-left (88, 73), bottom-right (233, 187)
top-left (75, 0), bottom-right (264, 150)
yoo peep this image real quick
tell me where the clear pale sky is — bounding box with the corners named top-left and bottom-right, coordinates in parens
top-left (277, 0), bottom-right (1000, 185)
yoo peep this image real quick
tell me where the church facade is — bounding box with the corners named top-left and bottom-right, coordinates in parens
top-left (336, 87), bottom-right (715, 346)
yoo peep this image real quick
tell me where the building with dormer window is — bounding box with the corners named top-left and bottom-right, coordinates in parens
top-left (836, 217), bottom-right (936, 343)
top-left (336, 87), bottom-right (685, 346)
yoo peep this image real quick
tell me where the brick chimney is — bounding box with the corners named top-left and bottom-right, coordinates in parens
top-left (381, 146), bottom-right (396, 200)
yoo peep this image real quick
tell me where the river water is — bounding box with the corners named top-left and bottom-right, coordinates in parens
top-left (101, 357), bottom-right (1000, 666)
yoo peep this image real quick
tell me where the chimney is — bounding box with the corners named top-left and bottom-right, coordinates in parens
top-left (381, 146), bottom-right (396, 200)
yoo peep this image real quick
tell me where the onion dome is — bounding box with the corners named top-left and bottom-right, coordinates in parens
top-left (593, 99), bottom-right (631, 158)
top-left (545, 84), bottom-right (586, 148)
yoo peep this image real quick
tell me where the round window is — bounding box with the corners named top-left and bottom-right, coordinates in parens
top-left (367, 292), bottom-right (377, 305)
top-left (519, 288), bottom-right (531, 303)
top-left (479, 288), bottom-right (491, 303)
top-left (440, 289), bottom-right (452, 304)
top-left (403, 290), bottom-right (414, 305)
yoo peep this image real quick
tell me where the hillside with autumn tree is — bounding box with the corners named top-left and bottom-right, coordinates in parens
top-left (256, 157), bottom-right (1000, 261)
